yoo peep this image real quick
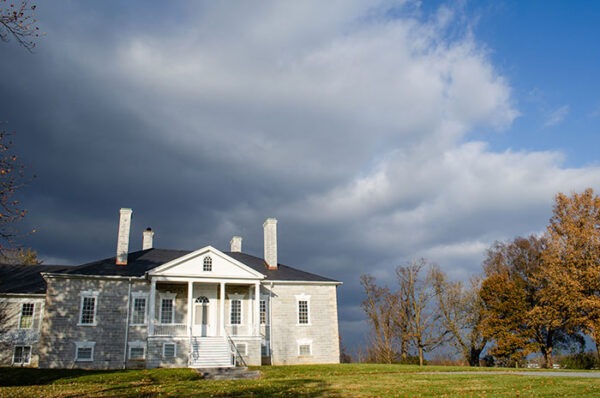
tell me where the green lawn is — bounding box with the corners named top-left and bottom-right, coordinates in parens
top-left (0, 364), bottom-right (599, 397)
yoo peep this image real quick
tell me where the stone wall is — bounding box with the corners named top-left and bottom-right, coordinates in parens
top-left (268, 283), bottom-right (340, 365)
top-left (0, 296), bottom-right (45, 367)
top-left (39, 277), bottom-right (149, 369)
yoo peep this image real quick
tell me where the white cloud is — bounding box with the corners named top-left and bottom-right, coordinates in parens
top-left (544, 104), bottom-right (570, 127)
top-left (8, 0), bottom-right (600, 351)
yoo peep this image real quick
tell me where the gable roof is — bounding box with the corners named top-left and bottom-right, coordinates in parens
top-left (61, 248), bottom-right (339, 282)
top-left (224, 252), bottom-right (339, 282)
top-left (0, 264), bottom-right (70, 294)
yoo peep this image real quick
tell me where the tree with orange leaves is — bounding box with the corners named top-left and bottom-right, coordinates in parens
top-left (539, 188), bottom-right (600, 360)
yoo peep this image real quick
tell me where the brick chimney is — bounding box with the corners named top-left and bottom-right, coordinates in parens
top-left (142, 227), bottom-right (154, 250)
top-left (230, 236), bottom-right (242, 252)
top-left (116, 208), bottom-right (133, 265)
top-left (263, 218), bottom-right (278, 270)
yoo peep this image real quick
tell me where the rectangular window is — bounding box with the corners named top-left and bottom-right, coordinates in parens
top-left (75, 342), bottom-right (95, 362)
top-left (80, 296), bottom-right (96, 325)
top-left (260, 300), bottom-right (267, 325)
top-left (230, 299), bottom-right (241, 325)
top-left (298, 300), bottom-right (309, 324)
top-left (299, 344), bottom-right (311, 356)
top-left (235, 342), bottom-right (247, 356)
top-left (160, 298), bottom-right (174, 324)
top-left (163, 343), bottom-right (177, 358)
top-left (13, 346), bottom-right (31, 365)
top-left (129, 347), bottom-right (145, 360)
top-left (131, 297), bottom-right (147, 325)
top-left (19, 303), bottom-right (34, 329)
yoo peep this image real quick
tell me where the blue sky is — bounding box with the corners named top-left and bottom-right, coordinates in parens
top-left (463, 1), bottom-right (600, 166)
top-left (2, 0), bottom-right (600, 352)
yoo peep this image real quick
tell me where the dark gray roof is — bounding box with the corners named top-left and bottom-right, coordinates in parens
top-left (0, 264), bottom-right (71, 294)
top-left (63, 248), bottom-right (338, 282)
top-left (224, 251), bottom-right (339, 282)
top-left (62, 249), bottom-right (190, 277)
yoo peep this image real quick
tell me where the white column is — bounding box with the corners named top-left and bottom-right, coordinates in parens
top-left (220, 282), bottom-right (226, 336)
top-left (148, 279), bottom-right (156, 336)
top-left (187, 281), bottom-right (193, 337)
top-left (254, 281), bottom-right (261, 336)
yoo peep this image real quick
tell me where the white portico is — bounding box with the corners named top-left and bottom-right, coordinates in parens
top-left (145, 246), bottom-right (266, 367)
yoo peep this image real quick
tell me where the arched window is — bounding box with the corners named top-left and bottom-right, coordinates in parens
top-left (203, 256), bottom-right (212, 272)
top-left (195, 296), bottom-right (209, 304)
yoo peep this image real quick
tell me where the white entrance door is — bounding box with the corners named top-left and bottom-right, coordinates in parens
top-left (193, 296), bottom-right (210, 337)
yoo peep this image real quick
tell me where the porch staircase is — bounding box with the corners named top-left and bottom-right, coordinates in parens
top-left (190, 336), bottom-right (233, 368)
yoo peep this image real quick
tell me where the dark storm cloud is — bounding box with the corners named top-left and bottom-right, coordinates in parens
top-left (2, 1), bottom-right (600, 351)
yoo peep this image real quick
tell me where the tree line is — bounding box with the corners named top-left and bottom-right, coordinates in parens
top-left (361, 188), bottom-right (600, 368)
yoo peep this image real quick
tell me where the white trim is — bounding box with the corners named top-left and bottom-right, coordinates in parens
top-left (78, 291), bottom-right (99, 326)
top-left (262, 280), bottom-right (342, 285)
top-left (18, 302), bottom-right (35, 329)
top-left (130, 293), bottom-right (148, 325)
top-left (295, 294), bottom-right (311, 326)
top-left (128, 341), bottom-right (146, 360)
top-left (203, 256), bottom-right (213, 272)
top-left (259, 299), bottom-right (268, 325)
top-left (163, 342), bottom-right (177, 358)
top-left (75, 341), bottom-right (95, 362)
top-left (158, 292), bottom-right (176, 324)
top-left (297, 339), bottom-right (312, 356)
top-left (148, 246), bottom-right (265, 279)
top-left (227, 293), bottom-right (245, 326)
top-left (12, 345), bottom-right (32, 365)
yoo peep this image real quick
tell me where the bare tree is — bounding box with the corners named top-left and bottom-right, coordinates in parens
top-left (432, 270), bottom-right (487, 366)
top-left (360, 274), bottom-right (399, 363)
top-left (397, 259), bottom-right (447, 366)
top-left (0, 0), bottom-right (39, 51)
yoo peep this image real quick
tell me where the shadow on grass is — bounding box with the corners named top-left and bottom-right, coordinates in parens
top-left (0, 367), bottom-right (142, 387)
top-left (0, 368), bottom-right (335, 397)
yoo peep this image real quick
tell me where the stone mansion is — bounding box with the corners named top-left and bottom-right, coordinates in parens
top-left (0, 209), bottom-right (341, 369)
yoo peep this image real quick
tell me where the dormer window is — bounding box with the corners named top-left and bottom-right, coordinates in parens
top-left (203, 256), bottom-right (212, 272)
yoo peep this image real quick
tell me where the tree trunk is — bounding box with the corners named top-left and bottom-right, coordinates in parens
top-left (468, 347), bottom-right (482, 367)
top-left (418, 344), bottom-right (424, 366)
top-left (542, 330), bottom-right (553, 369)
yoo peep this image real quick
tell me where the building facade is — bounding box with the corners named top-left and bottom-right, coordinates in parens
top-left (0, 212), bottom-right (341, 369)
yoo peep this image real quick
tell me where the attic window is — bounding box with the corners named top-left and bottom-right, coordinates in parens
top-left (203, 256), bottom-right (212, 272)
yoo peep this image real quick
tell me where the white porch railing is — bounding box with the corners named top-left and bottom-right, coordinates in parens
top-left (151, 323), bottom-right (187, 336)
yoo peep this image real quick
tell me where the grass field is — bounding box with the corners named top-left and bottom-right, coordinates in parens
top-left (1, 364), bottom-right (599, 397)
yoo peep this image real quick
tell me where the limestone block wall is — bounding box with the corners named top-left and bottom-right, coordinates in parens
top-left (146, 337), bottom-right (189, 368)
top-left (0, 296), bottom-right (45, 367)
top-left (39, 277), bottom-right (149, 369)
top-left (268, 283), bottom-right (340, 365)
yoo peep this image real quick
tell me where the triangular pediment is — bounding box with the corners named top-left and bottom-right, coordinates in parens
top-left (148, 246), bottom-right (265, 280)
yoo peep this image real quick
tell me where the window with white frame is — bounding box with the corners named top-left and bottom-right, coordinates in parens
top-left (230, 299), bottom-right (241, 325)
top-left (131, 294), bottom-right (147, 325)
top-left (13, 345), bottom-right (31, 365)
top-left (298, 339), bottom-right (312, 356)
top-left (163, 343), bottom-right (177, 358)
top-left (235, 342), bottom-right (247, 356)
top-left (75, 341), bottom-right (95, 362)
top-left (19, 303), bottom-right (34, 329)
top-left (296, 294), bottom-right (310, 325)
top-left (259, 300), bottom-right (267, 325)
top-left (159, 293), bottom-right (176, 324)
top-left (79, 292), bottom-right (98, 325)
top-left (128, 341), bottom-right (145, 360)
top-left (203, 256), bottom-right (212, 271)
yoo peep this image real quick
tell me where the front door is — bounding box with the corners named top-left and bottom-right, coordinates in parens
top-left (193, 296), bottom-right (210, 336)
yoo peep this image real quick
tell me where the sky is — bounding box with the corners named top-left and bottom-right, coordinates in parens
top-left (2, 0), bottom-right (600, 353)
